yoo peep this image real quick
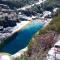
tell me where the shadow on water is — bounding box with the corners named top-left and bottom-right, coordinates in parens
top-left (0, 21), bottom-right (44, 54)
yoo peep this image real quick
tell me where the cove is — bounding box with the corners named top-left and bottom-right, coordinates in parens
top-left (0, 21), bottom-right (44, 54)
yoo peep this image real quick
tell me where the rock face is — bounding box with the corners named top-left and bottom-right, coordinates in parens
top-left (0, 20), bottom-right (16, 28)
top-left (0, 53), bottom-right (13, 60)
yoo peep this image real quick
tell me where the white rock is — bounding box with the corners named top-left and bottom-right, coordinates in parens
top-left (0, 54), bottom-right (13, 60)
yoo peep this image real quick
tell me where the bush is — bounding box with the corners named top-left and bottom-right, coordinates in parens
top-left (31, 4), bottom-right (43, 13)
top-left (39, 14), bottom-right (60, 35)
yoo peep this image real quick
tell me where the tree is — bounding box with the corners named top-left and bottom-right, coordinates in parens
top-left (31, 4), bottom-right (43, 13)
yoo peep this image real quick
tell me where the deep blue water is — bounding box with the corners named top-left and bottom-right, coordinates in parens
top-left (1, 21), bottom-right (44, 54)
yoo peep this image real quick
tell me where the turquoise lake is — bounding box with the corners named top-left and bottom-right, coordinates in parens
top-left (0, 21), bottom-right (44, 54)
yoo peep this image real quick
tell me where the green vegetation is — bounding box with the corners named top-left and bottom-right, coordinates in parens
top-left (30, 0), bottom-right (60, 13)
top-left (47, 0), bottom-right (60, 7)
top-left (30, 1), bottom-right (51, 13)
top-left (31, 4), bottom-right (43, 13)
top-left (1, 0), bottom-right (39, 8)
top-left (39, 14), bottom-right (60, 35)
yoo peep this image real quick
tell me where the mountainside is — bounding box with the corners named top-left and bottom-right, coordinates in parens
top-left (0, 0), bottom-right (39, 9)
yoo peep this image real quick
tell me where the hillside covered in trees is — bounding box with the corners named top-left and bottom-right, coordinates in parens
top-left (0, 0), bottom-right (39, 9)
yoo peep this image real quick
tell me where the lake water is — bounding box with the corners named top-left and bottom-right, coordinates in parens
top-left (0, 21), bottom-right (44, 54)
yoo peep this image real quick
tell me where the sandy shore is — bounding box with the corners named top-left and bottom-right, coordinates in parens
top-left (11, 21), bottom-right (31, 34)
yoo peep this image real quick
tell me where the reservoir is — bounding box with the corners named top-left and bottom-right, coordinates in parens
top-left (0, 21), bottom-right (44, 54)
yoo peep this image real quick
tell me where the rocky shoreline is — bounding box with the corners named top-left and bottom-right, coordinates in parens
top-left (11, 18), bottom-right (52, 58)
top-left (0, 21), bottom-right (31, 45)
